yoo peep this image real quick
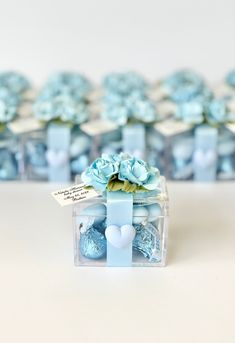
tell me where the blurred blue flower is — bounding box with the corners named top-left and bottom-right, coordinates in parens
top-left (163, 69), bottom-right (211, 103)
top-left (205, 99), bottom-right (229, 124)
top-left (102, 91), bottom-right (157, 125)
top-left (43, 72), bottom-right (92, 101)
top-left (34, 72), bottom-right (92, 124)
top-left (34, 94), bottom-right (90, 124)
top-left (0, 88), bottom-right (19, 123)
top-left (0, 71), bottom-right (30, 94)
top-left (225, 70), bottom-right (235, 88)
top-left (103, 72), bottom-right (147, 96)
top-left (175, 101), bottom-right (204, 124)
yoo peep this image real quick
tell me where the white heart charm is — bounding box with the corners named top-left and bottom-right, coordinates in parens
top-left (46, 149), bottom-right (69, 168)
top-left (105, 224), bottom-right (136, 249)
top-left (193, 149), bottom-right (216, 168)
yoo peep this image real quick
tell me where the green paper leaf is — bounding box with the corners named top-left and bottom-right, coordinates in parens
top-left (107, 179), bottom-right (124, 192)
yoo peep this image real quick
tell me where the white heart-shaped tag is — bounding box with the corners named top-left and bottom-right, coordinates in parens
top-left (46, 149), bottom-right (69, 168)
top-left (193, 149), bottom-right (216, 168)
top-left (105, 225), bottom-right (136, 249)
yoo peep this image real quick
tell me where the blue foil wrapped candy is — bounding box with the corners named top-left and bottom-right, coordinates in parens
top-left (80, 227), bottom-right (107, 260)
top-left (133, 223), bottom-right (161, 262)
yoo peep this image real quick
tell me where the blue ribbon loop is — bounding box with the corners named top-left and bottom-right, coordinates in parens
top-left (122, 123), bottom-right (146, 158)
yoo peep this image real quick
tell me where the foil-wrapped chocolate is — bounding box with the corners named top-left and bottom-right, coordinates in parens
top-left (80, 227), bottom-right (106, 260)
top-left (133, 223), bottom-right (161, 262)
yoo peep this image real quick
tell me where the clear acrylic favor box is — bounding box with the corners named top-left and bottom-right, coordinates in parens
top-left (147, 122), bottom-right (194, 180)
top-left (73, 176), bottom-right (169, 267)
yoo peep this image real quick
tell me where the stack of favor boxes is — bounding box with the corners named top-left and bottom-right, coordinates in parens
top-left (1, 69), bottom-right (235, 182)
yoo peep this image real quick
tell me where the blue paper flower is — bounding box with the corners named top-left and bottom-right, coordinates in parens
top-left (34, 72), bottom-right (92, 124)
top-left (225, 70), bottom-right (235, 88)
top-left (133, 98), bottom-right (157, 123)
top-left (103, 72), bottom-right (147, 96)
top-left (81, 154), bottom-right (120, 191)
top-left (0, 88), bottom-right (20, 123)
top-left (34, 94), bottom-right (90, 124)
top-left (102, 91), bottom-right (157, 125)
top-left (163, 69), bottom-right (211, 103)
top-left (205, 99), bottom-right (229, 124)
top-left (44, 72), bottom-right (92, 101)
top-left (81, 153), bottom-right (160, 192)
top-left (0, 72), bottom-right (30, 94)
top-left (175, 101), bottom-right (205, 124)
top-left (119, 156), bottom-right (160, 190)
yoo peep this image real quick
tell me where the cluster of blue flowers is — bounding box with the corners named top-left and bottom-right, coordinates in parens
top-left (82, 152), bottom-right (160, 192)
top-left (102, 72), bottom-right (158, 125)
top-left (1, 69), bottom-right (235, 127)
top-left (161, 70), bottom-right (212, 125)
top-left (34, 72), bottom-right (92, 124)
top-left (159, 69), bottom-right (235, 126)
top-left (0, 72), bottom-right (30, 124)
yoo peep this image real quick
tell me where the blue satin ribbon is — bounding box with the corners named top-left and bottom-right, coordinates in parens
top-left (106, 191), bottom-right (133, 267)
top-left (193, 125), bottom-right (218, 181)
top-left (122, 123), bottom-right (146, 158)
top-left (47, 123), bottom-right (71, 182)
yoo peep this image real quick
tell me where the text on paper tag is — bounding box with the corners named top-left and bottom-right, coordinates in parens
top-left (51, 183), bottom-right (99, 207)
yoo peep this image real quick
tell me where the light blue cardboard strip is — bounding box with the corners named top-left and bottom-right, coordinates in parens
top-left (106, 191), bottom-right (133, 267)
top-left (122, 123), bottom-right (146, 158)
top-left (193, 125), bottom-right (218, 181)
top-left (47, 123), bottom-right (71, 182)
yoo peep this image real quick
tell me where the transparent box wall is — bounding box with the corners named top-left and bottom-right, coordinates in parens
top-left (24, 129), bottom-right (48, 181)
top-left (147, 125), bottom-right (235, 181)
top-left (0, 128), bottom-right (20, 181)
top-left (147, 127), bottom-right (194, 181)
top-left (217, 126), bottom-right (235, 180)
top-left (73, 176), bottom-right (169, 267)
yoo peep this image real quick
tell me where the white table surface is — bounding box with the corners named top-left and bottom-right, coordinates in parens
top-left (0, 182), bottom-right (234, 343)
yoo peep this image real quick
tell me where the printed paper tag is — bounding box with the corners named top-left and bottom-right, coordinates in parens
top-left (80, 119), bottom-right (118, 136)
top-left (154, 120), bottom-right (192, 136)
top-left (225, 123), bottom-right (235, 134)
top-left (51, 183), bottom-right (99, 207)
top-left (8, 117), bottom-right (43, 134)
